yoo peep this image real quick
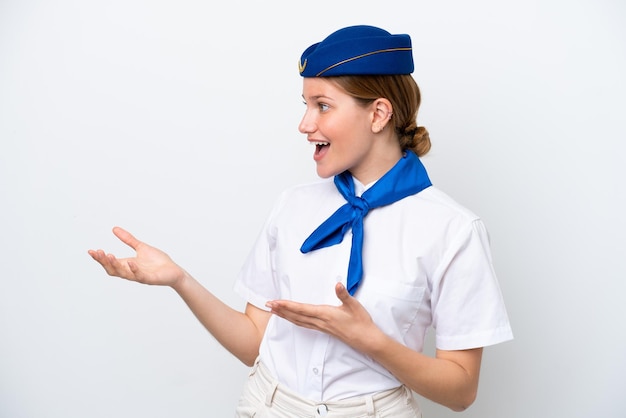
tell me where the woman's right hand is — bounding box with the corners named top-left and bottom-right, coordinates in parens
top-left (88, 226), bottom-right (186, 288)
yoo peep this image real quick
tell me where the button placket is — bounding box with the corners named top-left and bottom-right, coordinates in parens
top-left (305, 333), bottom-right (330, 399)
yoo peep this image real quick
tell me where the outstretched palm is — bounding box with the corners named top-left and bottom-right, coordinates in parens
top-left (88, 227), bottom-right (185, 287)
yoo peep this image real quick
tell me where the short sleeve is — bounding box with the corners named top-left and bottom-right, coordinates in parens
top-left (431, 219), bottom-right (513, 350)
top-left (233, 192), bottom-right (286, 310)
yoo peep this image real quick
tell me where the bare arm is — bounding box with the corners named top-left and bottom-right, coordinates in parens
top-left (88, 227), bottom-right (270, 366)
top-left (171, 274), bottom-right (270, 366)
top-left (365, 331), bottom-right (482, 411)
top-left (266, 282), bottom-right (482, 411)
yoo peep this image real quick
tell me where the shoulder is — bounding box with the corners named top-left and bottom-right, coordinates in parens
top-left (390, 185), bottom-right (481, 228)
top-left (385, 186), bottom-right (487, 247)
top-left (414, 186), bottom-right (480, 222)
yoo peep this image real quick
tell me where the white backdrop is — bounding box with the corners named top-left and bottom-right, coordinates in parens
top-left (1, 0), bottom-right (625, 417)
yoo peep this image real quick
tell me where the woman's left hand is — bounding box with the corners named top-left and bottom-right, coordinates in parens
top-left (265, 282), bottom-right (381, 351)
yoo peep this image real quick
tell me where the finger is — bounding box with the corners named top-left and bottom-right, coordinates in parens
top-left (90, 249), bottom-right (129, 276)
top-left (334, 282), bottom-right (352, 304)
top-left (102, 253), bottom-right (127, 276)
top-left (267, 301), bottom-right (318, 321)
top-left (270, 306), bottom-right (321, 329)
top-left (88, 249), bottom-right (110, 266)
top-left (112, 226), bottom-right (142, 251)
top-left (88, 249), bottom-right (112, 271)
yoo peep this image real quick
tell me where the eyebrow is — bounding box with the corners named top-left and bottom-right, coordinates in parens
top-left (302, 94), bottom-right (333, 101)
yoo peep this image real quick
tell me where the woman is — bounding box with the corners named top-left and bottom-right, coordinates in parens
top-left (89, 25), bottom-right (513, 417)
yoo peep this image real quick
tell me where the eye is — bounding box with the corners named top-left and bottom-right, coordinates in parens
top-left (318, 103), bottom-right (330, 112)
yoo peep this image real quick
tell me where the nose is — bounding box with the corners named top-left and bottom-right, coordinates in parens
top-left (298, 109), bottom-right (316, 134)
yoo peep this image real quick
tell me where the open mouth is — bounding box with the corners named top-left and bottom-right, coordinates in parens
top-left (312, 141), bottom-right (330, 160)
top-left (311, 141), bottom-right (330, 155)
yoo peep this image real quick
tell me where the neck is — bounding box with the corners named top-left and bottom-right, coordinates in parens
top-left (350, 145), bottom-right (403, 185)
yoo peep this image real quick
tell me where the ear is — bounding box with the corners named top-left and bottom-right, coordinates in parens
top-left (370, 98), bottom-right (394, 134)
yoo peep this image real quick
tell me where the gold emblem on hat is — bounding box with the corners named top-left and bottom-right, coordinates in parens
top-left (298, 58), bottom-right (307, 74)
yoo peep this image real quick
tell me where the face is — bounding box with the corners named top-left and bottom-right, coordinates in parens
top-left (299, 78), bottom-right (380, 182)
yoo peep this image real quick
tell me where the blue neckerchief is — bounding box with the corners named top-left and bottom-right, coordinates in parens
top-left (300, 151), bottom-right (432, 295)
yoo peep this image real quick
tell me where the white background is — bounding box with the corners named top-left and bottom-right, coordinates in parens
top-left (1, 0), bottom-right (624, 417)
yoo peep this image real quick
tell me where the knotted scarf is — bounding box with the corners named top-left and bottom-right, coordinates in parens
top-left (300, 151), bottom-right (432, 295)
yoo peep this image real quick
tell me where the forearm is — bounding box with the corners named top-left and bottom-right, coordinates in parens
top-left (266, 283), bottom-right (482, 410)
top-left (172, 272), bottom-right (267, 366)
top-left (365, 330), bottom-right (482, 411)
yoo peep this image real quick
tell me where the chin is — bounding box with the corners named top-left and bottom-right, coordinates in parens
top-left (316, 166), bottom-right (342, 179)
top-left (316, 172), bottom-right (334, 179)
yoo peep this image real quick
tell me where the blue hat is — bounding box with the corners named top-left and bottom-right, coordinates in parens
top-left (298, 25), bottom-right (414, 77)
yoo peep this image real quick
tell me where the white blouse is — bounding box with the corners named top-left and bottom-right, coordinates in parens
top-left (234, 177), bottom-right (513, 401)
